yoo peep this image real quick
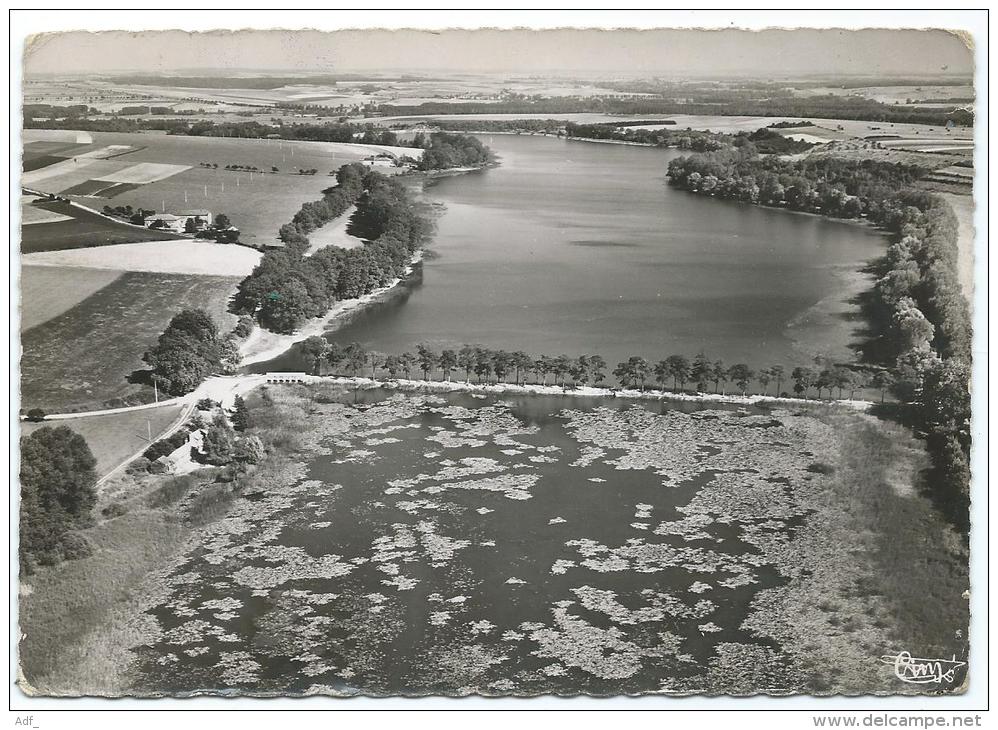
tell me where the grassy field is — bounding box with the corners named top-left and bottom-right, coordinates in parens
top-left (939, 192), bottom-right (975, 305)
top-left (23, 240), bottom-right (262, 277)
top-left (20, 404), bottom-right (185, 476)
top-left (18, 507), bottom-right (192, 695)
top-left (18, 265), bottom-right (122, 331)
top-left (23, 131), bottom-right (390, 245)
top-left (20, 272), bottom-right (241, 412)
top-left (20, 199), bottom-right (184, 254)
top-left (304, 203), bottom-right (365, 252)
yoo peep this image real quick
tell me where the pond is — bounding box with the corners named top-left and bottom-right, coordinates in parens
top-left (134, 388), bottom-right (823, 695)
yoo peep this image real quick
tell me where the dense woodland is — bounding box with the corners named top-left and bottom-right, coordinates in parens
top-left (232, 164), bottom-right (433, 333)
top-left (667, 146), bottom-right (972, 522)
top-left (565, 123), bottom-right (815, 154)
top-left (19, 427), bottom-right (98, 573)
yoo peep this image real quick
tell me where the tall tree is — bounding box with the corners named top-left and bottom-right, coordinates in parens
top-left (298, 335), bottom-right (330, 375)
top-left (769, 365), bottom-right (786, 396)
top-left (438, 349), bottom-right (458, 382)
top-left (727, 364), bottom-right (754, 395)
top-left (416, 344), bottom-right (437, 380)
top-left (231, 395), bottom-right (251, 432)
top-left (458, 345), bottom-right (478, 383)
top-left (691, 352), bottom-right (712, 392)
top-left (711, 360), bottom-right (728, 395)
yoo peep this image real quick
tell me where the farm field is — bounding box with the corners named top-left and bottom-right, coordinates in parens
top-left (20, 199), bottom-right (185, 254)
top-left (622, 114), bottom-right (974, 140)
top-left (20, 272), bottom-right (241, 413)
top-left (23, 240), bottom-right (262, 276)
top-left (20, 404), bottom-right (186, 477)
top-left (21, 130), bottom-right (417, 245)
top-left (940, 192), bottom-right (976, 305)
top-left (19, 265), bottom-right (122, 331)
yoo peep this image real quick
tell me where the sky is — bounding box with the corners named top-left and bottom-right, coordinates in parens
top-left (24, 28), bottom-right (973, 78)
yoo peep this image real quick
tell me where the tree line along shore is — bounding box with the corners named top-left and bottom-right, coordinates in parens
top-left (229, 161), bottom-right (434, 335)
top-left (666, 144), bottom-right (971, 528)
top-left (287, 339), bottom-right (888, 403)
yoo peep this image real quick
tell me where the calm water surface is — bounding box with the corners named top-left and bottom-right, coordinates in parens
top-left (262, 135), bottom-right (885, 372)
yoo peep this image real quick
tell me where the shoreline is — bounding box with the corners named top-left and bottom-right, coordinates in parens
top-left (275, 374), bottom-right (874, 411)
top-left (238, 250), bottom-right (424, 367)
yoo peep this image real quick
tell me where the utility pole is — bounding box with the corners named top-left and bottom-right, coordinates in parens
top-left (154, 379), bottom-right (159, 403)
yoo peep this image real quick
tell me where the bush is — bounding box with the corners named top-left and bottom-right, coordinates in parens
top-left (232, 316), bottom-right (255, 339)
top-left (808, 462), bottom-right (836, 475)
top-left (60, 531), bottom-right (94, 561)
top-left (25, 408), bottom-right (46, 422)
top-left (101, 502), bottom-right (128, 519)
top-left (196, 398), bottom-right (218, 411)
top-left (142, 428), bottom-right (190, 460)
top-left (148, 475), bottom-right (198, 508)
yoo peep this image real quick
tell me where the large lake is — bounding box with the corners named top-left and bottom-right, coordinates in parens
top-left (263, 135), bottom-right (885, 372)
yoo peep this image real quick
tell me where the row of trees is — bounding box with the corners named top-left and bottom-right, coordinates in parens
top-left (669, 145), bottom-right (972, 518)
top-left (293, 338), bottom-right (890, 401)
top-left (232, 165), bottom-right (433, 333)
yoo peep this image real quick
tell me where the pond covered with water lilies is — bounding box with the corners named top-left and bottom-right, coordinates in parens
top-left (133, 388), bottom-right (836, 696)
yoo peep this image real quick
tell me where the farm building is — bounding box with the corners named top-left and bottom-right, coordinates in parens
top-left (145, 210), bottom-right (214, 233)
top-left (144, 213), bottom-right (184, 233)
top-left (179, 209), bottom-right (213, 228)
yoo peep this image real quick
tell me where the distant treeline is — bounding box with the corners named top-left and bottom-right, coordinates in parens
top-left (566, 123), bottom-right (815, 155)
top-left (668, 147), bottom-right (971, 524)
top-left (369, 95), bottom-right (973, 127)
top-left (232, 164), bottom-right (432, 333)
top-left (96, 74), bottom-right (428, 89)
top-left (22, 114), bottom-right (492, 172)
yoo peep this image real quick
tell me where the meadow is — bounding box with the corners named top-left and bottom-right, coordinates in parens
top-left (23, 240), bottom-right (262, 277)
top-left (18, 265), bottom-right (122, 330)
top-left (20, 404), bottom-right (186, 477)
top-left (20, 272), bottom-right (241, 413)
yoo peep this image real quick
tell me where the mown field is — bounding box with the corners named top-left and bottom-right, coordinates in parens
top-left (20, 272), bottom-right (241, 413)
top-left (23, 241), bottom-right (261, 277)
top-left (20, 199), bottom-right (184, 254)
top-left (18, 265), bottom-right (122, 331)
top-left (20, 404), bottom-right (185, 477)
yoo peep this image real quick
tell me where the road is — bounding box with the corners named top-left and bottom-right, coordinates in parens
top-left (25, 374), bottom-right (271, 489)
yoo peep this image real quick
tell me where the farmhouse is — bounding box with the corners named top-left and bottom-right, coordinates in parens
top-left (144, 213), bottom-right (184, 233)
top-left (178, 209), bottom-right (213, 228)
top-left (144, 209), bottom-right (214, 233)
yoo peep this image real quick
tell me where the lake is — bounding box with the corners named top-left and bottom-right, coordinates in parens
top-left (260, 134), bottom-right (886, 374)
top-left (132, 387), bottom-right (820, 695)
